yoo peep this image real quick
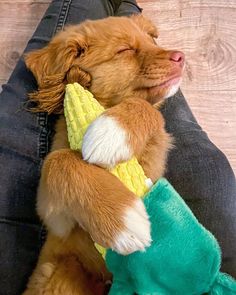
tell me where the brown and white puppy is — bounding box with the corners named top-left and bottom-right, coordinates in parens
top-left (23, 15), bottom-right (184, 295)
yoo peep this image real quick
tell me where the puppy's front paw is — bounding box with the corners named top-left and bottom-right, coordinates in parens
top-left (112, 199), bottom-right (152, 255)
top-left (82, 115), bottom-right (132, 168)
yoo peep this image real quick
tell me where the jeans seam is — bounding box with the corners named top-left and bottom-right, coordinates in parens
top-left (38, 0), bottom-right (72, 246)
top-left (0, 217), bottom-right (41, 229)
top-left (55, 0), bottom-right (72, 34)
top-left (38, 113), bottom-right (49, 159)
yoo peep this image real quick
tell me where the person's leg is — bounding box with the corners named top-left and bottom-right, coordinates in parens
top-left (0, 1), bottom-right (142, 294)
top-left (1, 2), bottom-right (234, 295)
top-left (161, 90), bottom-right (236, 277)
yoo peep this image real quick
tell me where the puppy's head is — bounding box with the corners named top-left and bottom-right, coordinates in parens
top-left (25, 15), bottom-right (185, 113)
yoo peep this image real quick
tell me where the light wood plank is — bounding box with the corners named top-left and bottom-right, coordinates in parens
top-left (0, 0), bottom-right (50, 3)
top-left (182, 90), bottom-right (236, 168)
top-left (0, 2), bottom-right (49, 83)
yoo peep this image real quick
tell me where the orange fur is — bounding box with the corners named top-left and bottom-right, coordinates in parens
top-left (23, 229), bottom-right (111, 295)
top-left (23, 15), bottom-right (183, 295)
top-left (104, 97), bottom-right (172, 181)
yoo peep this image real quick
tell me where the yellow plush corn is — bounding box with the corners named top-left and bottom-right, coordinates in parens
top-left (64, 82), bottom-right (152, 198)
top-left (64, 82), bottom-right (153, 258)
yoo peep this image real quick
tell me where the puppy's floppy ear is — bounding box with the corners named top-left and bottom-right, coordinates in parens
top-left (25, 46), bottom-right (49, 86)
top-left (130, 14), bottom-right (158, 38)
top-left (25, 27), bottom-right (91, 114)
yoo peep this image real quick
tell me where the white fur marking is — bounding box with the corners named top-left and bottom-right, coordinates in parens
top-left (82, 115), bottom-right (132, 168)
top-left (145, 178), bottom-right (153, 189)
top-left (113, 199), bottom-right (152, 255)
top-left (164, 80), bottom-right (181, 99)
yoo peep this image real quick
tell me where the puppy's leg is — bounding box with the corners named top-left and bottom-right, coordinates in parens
top-left (138, 110), bottom-right (173, 182)
top-left (37, 149), bottom-right (151, 254)
top-left (82, 98), bottom-right (166, 168)
top-left (23, 229), bottom-right (110, 295)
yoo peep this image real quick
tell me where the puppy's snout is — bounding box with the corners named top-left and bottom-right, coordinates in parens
top-left (169, 51), bottom-right (185, 67)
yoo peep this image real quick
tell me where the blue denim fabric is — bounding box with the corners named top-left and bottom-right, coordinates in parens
top-left (0, 1), bottom-right (235, 294)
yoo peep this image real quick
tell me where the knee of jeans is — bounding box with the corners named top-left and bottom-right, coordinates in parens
top-left (207, 146), bottom-right (235, 192)
top-left (206, 148), bottom-right (236, 277)
top-left (167, 135), bottom-right (236, 201)
top-left (188, 141), bottom-right (236, 204)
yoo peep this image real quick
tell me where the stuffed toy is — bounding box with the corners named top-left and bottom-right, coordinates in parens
top-left (64, 82), bottom-right (236, 295)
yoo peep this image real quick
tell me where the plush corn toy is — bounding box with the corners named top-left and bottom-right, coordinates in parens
top-left (64, 83), bottom-right (236, 295)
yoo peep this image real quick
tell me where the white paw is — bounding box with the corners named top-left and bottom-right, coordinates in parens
top-left (82, 115), bottom-right (132, 168)
top-left (112, 199), bottom-right (152, 255)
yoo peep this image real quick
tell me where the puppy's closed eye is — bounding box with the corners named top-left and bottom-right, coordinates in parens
top-left (117, 46), bottom-right (135, 54)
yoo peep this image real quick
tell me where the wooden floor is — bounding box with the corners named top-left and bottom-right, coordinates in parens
top-left (0, 0), bottom-right (235, 173)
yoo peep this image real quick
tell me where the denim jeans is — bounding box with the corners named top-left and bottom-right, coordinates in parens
top-left (0, 1), bottom-right (235, 294)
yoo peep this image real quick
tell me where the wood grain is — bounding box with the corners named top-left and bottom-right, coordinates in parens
top-left (0, 0), bottom-right (235, 173)
top-left (0, 1), bottom-right (50, 87)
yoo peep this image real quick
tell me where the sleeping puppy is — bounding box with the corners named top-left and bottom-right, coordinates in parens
top-left (23, 15), bottom-right (184, 295)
